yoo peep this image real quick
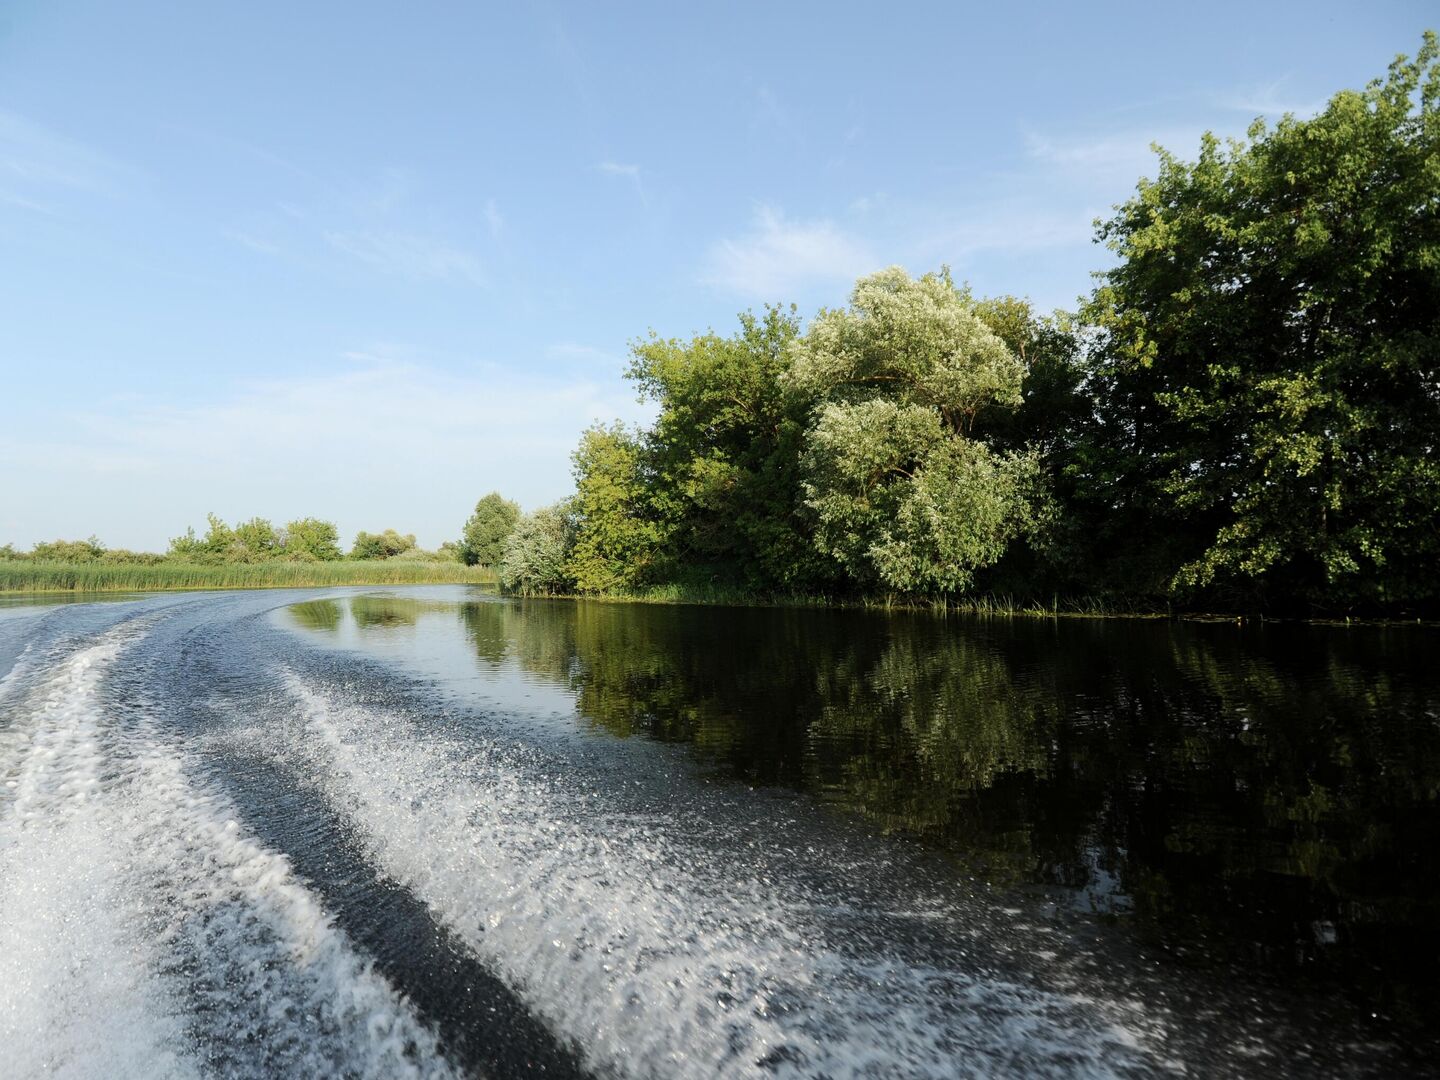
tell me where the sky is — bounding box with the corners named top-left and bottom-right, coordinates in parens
top-left (0, 1), bottom-right (1431, 551)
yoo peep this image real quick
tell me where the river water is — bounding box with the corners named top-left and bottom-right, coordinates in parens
top-left (0, 586), bottom-right (1435, 1077)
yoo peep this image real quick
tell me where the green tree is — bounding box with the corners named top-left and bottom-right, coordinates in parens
top-left (350, 529), bottom-right (417, 560)
top-left (232, 517), bottom-right (280, 560)
top-left (459, 492), bottom-right (520, 566)
top-left (1082, 35), bottom-right (1440, 607)
top-left (627, 305), bottom-right (840, 590)
top-left (566, 423), bottom-right (667, 592)
top-left (168, 513), bottom-right (236, 562)
top-left (283, 518), bottom-right (343, 561)
top-left (31, 536), bottom-right (106, 562)
top-left (499, 502), bottom-right (577, 594)
top-left (788, 267), bottom-right (1047, 593)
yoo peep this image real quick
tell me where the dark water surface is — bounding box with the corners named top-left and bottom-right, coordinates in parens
top-left (2, 586), bottom-right (1436, 1077)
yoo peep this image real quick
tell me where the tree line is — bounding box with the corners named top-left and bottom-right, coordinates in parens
top-left (490, 38), bottom-right (1439, 615)
top-left (3, 515), bottom-right (460, 566)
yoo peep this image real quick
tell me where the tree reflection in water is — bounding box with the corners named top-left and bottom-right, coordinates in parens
top-left (452, 598), bottom-right (1440, 1031)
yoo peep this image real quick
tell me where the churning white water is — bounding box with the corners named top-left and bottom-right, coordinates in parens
top-left (271, 672), bottom-right (1170, 1079)
top-left (0, 621), bottom-right (457, 1079)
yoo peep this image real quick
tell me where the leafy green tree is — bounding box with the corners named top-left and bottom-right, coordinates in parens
top-left (499, 502), bottom-right (577, 594)
top-left (283, 518), bottom-right (343, 561)
top-left (566, 423), bottom-right (667, 592)
top-left (350, 529), bottom-right (417, 560)
top-left (460, 492), bottom-right (520, 566)
top-left (789, 267), bottom-right (1046, 593)
top-left (232, 517), bottom-right (280, 559)
top-left (627, 305), bottom-right (840, 590)
top-left (1082, 35), bottom-right (1440, 606)
top-left (31, 537), bottom-right (106, 562)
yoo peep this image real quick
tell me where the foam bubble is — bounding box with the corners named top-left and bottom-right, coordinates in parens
top-left (0, 624), bottom-right (459, 1080)
top-left (282, 673), bottom-right (1171, 1079)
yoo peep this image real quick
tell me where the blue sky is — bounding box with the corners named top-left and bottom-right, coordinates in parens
top-left (0, 2), bottom-right (1430, 550)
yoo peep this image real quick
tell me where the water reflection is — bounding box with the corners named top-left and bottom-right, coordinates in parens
top-left (288, 599), bottom-right (344, 632)
top-left (286, 592), bottom-right (1440, 1034)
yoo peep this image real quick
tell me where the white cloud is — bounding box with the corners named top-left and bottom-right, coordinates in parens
top-left (224, 228), bottom-right (282, 255)
top-left (0, 359), bottom-right (653, 551)
top-left (597, 161), bottom-right (640, 179)
top-left (597, 160), bottom-right (646, 204)
top-left (926, 208), bottom-right (1095, 261)
top-left (483, 197), bottom-right (504, 237)
top-left (0, 109), bottom-right (125, 209)
top-left (323, 229), bottom-right (485, 286)
top-left (702, 206), bottom-right (874, 299)
top-left (1219, 82), bottom-right (1326, 120)
top-left (545, 342), bottom-right (625, 368)
top-left (1025, 128), bottom-right (1202, 188)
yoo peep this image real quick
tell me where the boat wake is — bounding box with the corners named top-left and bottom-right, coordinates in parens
top-left (0, 620), bottom-right (456, 1079)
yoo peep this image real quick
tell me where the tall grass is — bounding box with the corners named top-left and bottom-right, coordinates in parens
top-left (528, 582), bottom-right (1155, 617)
top-left (0, 559), bottom-right (497, 594)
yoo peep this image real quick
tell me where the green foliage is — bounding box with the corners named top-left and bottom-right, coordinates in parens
top-left (792, 268), bottom-right (1046, 593)
top-left (788, 266), bottom-right (1026, 431)
top-left (283, 518), bottom-right (343, 561)
top-left (1082, 34), bottom-right (1440, 606)
top-left (0, 560), bottom-right (495, 593)
top-left (499, 502), bottom-right (577, 594)
top-left (350, 529), bottom-right (417, 560)
top-left (31, 537), bottom-right (107, 562)
top-left (566, 423), bottom-right (667, 592)
top-left (628, 305), bottom-right (839, 591)
top-left (460, 492), bottom-right (520, 566)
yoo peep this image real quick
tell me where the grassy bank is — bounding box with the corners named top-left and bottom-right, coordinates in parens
top-left (0, 559), bottom-right (496, 593)
top-left (513, 581), bottom-right (1165, 617)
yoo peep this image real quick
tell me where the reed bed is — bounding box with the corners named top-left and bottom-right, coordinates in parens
top-left (0, 560), bottom-right (496, 594)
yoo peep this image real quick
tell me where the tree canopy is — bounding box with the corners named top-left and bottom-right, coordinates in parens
top-left (1081, 32), bottom-right (1440, 605)
top-left (460, 492), bottom-right (520, 566)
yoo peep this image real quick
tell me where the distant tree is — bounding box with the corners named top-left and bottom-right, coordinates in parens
top-left (499, 502), bottom-right (577, 594)
top-left (1081, 33), bottom-right (1440, 605)
top-left (283, 518), bottom-right (343, 561)
top-left (350, 529), bottom-right (417, 560)
top-left (31, 537), bottom-right (106, 563)
top-left (0, 543), bottom-right (17, 560)
top-left (459, 492), bottom-right (520, 566)
top-left (168, 513), bottom-right (235, 561)
top-left (232, 517), bottom-right (280, 560)
top-left (788, 267), bottom-right (1047, 593)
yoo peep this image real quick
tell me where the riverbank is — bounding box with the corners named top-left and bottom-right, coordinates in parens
top-left (507, 582), bottom-right (1437, 625)
top-left (0, 559), bottom-right (496, 593)
top-left (509, 582), bottom-right (1167, 616)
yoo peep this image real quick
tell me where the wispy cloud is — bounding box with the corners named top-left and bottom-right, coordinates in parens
top-left (323, 229), bottom-right (485, 285)
top-left (1025, 127), bottom-right (1203, 187)
top-left (924, 207), bottom-right (1096, 262)
top-left (702, 205), bottom-right (874, 299)
top-left (545, 342), bottom-right (625, 368)
top-left (597, 160), bottom-right (646, 204)
top-left (483, 197), bottom-right (504, 237)
top-left (597, 161), bottom-right (640, 180)
top-left (224, 228), bottom-right (283, 255)
top-left (1219, 81), bottom-right (1326, 120)
top-left (0, 109), bottom-right (126, 211)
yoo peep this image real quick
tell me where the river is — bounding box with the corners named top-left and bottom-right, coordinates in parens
top-left (0, 586), bottom-right (1435, 1077)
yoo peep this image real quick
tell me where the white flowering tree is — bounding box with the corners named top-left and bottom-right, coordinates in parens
top-left (788, 267), bottom-right (1047, 593)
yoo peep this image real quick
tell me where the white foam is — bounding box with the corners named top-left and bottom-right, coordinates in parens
top-left (0, 626), bottom-right (459, 1080)
top-left (283, 673), bottom-right (1174, 1079)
